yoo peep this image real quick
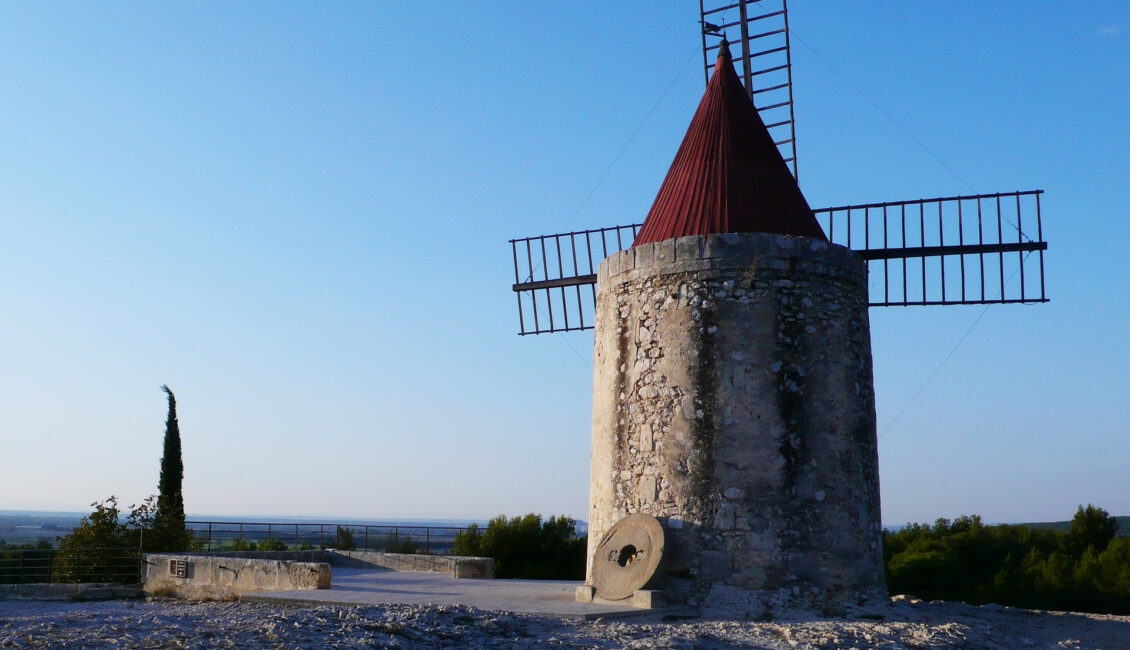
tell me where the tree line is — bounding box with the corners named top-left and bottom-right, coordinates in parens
top-left (885, 504), bottom-right (1130, 614)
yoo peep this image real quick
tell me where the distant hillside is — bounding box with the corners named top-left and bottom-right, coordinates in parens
top-left (1017, 516), bottom-right (1130, 537)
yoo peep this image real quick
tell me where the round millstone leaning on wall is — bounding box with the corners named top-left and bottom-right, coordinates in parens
top-left (585, 232), bottom-right (885, 612)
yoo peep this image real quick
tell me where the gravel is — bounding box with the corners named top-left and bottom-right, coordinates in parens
top-left (1, 596), bottom-right (1128, 649)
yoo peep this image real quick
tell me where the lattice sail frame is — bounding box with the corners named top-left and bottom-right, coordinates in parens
top-left (700, 0), bottom-right (798, 178)
top-left (510, 191), bottom-right (1048, 335)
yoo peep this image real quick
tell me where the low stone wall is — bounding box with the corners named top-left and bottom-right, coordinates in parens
top-left (172, 550), bottom-right (493, 579)
top-left (144, 554), bottom-right (331, 600)
top-left (330, 551), bottom-right (493, 579)
top-left (141, 550), bottom-right (494, 598)
top-left (0, 583), bottom-right (142, 601)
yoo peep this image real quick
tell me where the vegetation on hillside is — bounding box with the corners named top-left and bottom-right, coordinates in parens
top-left (885, 504), bottom-right (1130, 614)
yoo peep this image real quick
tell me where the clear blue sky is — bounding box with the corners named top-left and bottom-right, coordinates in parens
top-left (1, 2), bottom-right (1126, 526)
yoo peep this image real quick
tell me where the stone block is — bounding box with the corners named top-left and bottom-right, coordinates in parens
top-left (605, 251), bottom-right (621, 277)
top-left (635, 242), bottom-right (655, 268)
top-left (639, 424), bottom-right (654, 451)
top-left (575, 584), bottom-right (596, 603)
top-left (631, 589), bottom-right (667, 609)
top-left (640, 475), bottom-right (658, 503)
top-left (653, 239), bottom-right (677, 265)
top-left (453, 558), bottom-right (495, 579)
top-left (675, 236), bottom-right (702, 262)
top-left (703, 233), bottom-right (741, 258)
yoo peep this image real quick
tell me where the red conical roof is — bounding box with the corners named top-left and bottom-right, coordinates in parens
top-left (633, 41), bottom-right (826, 246)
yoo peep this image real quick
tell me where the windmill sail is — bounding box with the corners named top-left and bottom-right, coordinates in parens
top-left (700, 0), bottom-right (798, 178)
top-left (510, 191), bottom-right (1048, 335)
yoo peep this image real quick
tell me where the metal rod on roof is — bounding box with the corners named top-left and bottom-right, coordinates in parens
top-left (738, 0), bottom-right (754, 96)
top-left (700, 0), bottom-right (711, 86)
top-left (513, 243), bottom-right (527, 334)
top-left (977, 198), bottom-right (985, 302)
top-left (882, 206), bottom-right (889, 305)
top-left (865, 206), bottom-right (870, 250)
top-left (527, 240), bottom-right (540, 333)
top-left (1036, 192), bottom-right (1046, 302)
top-left (958, 199), bottom-right (966, 302)
top-left (782, 0), bottom-right (797, 179)
top-left (938, 202), bottom-right (946, 303)
top-left (1017, 193), bottom-right (1026, 300)
top-left (997, 195), bottom-right (1005, 300)
top-left (920, 203), bottom-right (926, 302)
top-left (540, 238), bottom-right (555, 332)
top-left (901, 204), bottom-right (908, 305)
top-left (570, 233), bottom-right (583, 329)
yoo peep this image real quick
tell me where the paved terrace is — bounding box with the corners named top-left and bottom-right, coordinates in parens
top-left (242, 568), bottom-right (646, 620)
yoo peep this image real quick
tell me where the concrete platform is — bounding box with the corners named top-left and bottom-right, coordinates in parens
top-left (242, 568), bottom-right (648, 620)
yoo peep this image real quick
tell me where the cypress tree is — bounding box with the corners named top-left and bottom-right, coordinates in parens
top-left (156, 385), bottom-right (185, 534)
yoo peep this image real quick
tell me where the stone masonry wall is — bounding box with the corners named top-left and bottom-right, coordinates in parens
top-left (586, 233), bottom-right (884, 610)
top-left (144, 554), bottom-right (331, 600)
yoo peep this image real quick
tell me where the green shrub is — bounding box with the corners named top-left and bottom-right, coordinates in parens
top-left (453, 514), bottom-right (586, 580)
top-left (334, 526), bottom-right (357, 551)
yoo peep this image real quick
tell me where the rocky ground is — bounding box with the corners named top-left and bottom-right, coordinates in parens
top-left (1, 596), bottom-right (1128, 649)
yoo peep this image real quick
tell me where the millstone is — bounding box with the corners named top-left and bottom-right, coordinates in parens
top-left (591, 513), bottom-right (664, 601)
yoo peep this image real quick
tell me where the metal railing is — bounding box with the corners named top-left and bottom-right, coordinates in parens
top-left (185, 521), bottom-right (470, 556)
top-left (0, 547), bottom-right (142, 585)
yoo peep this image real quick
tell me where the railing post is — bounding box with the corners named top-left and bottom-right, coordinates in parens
top-left (19, 551), bottom-right (24, 583)
top-left (208, 522), bottom-right (213, 551)
top-left (394, 527), bottom-right (399, 553)
top-left (426, 529), bottom-right (430, 555)
top-left (365, 526), bottom-right (369, 552)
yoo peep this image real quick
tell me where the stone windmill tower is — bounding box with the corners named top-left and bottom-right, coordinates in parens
top-left (586, 41), bottom-right (881, 609)
top-left (508, 1), bottom-right (1048, 611)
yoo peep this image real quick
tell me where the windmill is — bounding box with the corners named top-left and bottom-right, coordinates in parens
top-left (506, 0), bottom-right (1052, 610)
top-left (509, 0), bottom-right (1048, 335)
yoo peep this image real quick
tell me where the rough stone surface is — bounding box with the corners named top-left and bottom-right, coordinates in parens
top-left (587, 233), bottom-right (883, 609)
top-left (149, 550), bottom-right (494, 580)
top-left (144, 554), bottom-right (331, 600)
top-left (330, 551), bottom-right (494, 579)
top-left (2, 597), bottom-right (1128, 648)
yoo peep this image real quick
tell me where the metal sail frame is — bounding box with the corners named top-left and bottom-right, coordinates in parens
top-left (507, 2), bottom-right (1049, 335)
top-left (700, 0), bottom-right (798, 179)
top-left (511, 191), bottom-right (1048, 335)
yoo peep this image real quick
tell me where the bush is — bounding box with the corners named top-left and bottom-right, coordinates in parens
top-left (885, 505), bottom-right (1130, 614)
top-left (54, 497), bottom-right (139, 583)
top-left (453, 514), bottom-right (586, 580)
top-left (229, 538), bottom-right (288, 551)
top-left (335, 526), bottom-right (357, 551)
